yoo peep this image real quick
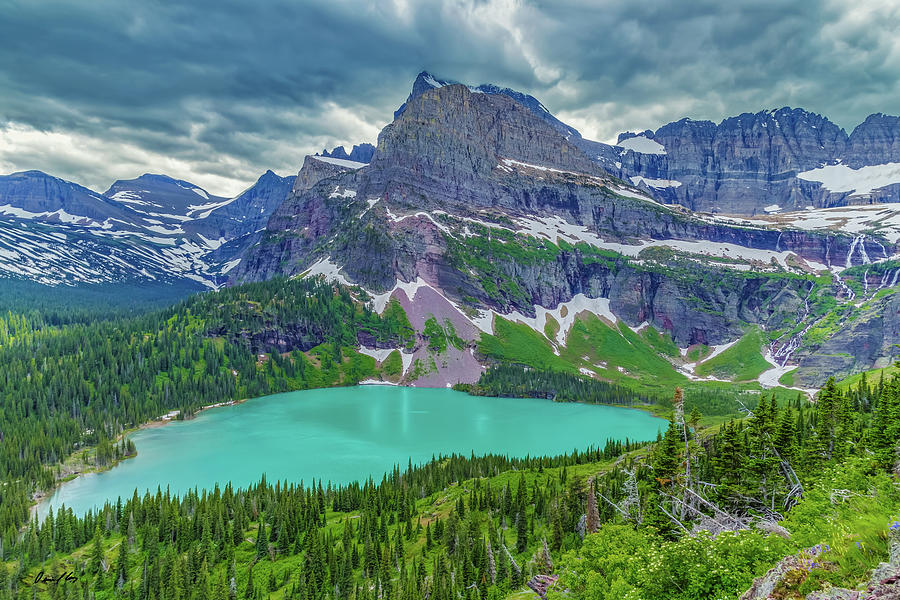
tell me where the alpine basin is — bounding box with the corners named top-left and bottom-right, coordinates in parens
top-left (38, 386), bottom-right (663, 518)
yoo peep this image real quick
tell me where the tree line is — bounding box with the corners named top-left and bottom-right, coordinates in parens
top-left (0, 277), bottom-right (414, 540)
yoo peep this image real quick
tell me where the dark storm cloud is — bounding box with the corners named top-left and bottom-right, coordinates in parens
top-left (0, 0), bottom-right (898, 194)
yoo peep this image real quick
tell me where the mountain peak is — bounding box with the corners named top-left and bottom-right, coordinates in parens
top-left (319, 143), bottom-right (375, 164)
top-left (375, 82), bottom-right (601, 186)
top-left (394, 72), bottom-right (581, 141)
top-left (394, 72), bottom-right (456, 120)
top-left (10, 169), bottom-right (53, 178)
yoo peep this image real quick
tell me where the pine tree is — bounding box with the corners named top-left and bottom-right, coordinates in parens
top-left (127, 511), bottom-right (136, 550)
top-left (774, 408), bottom-right (798, 460)
top-left (652, 420), bottom-right (681, 487)
top-left (244, 564), bottom-right (254, 600)
top-left (255, 515), bottom-right (268, 560)
top-left (197, 559), bottom-right (211, 600)
top-left (115, 536), bottom-right (129, 589)
top-left (89, 527), bottom-right (104, 575)
top-left (515, 511), bottom-right (527, 554)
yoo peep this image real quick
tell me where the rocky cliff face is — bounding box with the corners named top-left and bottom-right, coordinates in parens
top-left (846, 113), bottom-right (900, 167)
top-left (608, 108), bottom-right (900, 213)
top-left (234, 82), bottom-right (900, 387)
top-left (293, 155), bottom-right (365, 194)
top-left (394, 71), bottom-right (580, 140)
top-left (394, 72), bottom-right (900, 216)
top-left (616, 108), bottom-right (861, 214)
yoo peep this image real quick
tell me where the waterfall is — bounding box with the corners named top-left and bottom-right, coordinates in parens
top-left (859, 235), bottom-right (871, 264)
top-left (846, 236), bottom-right (858, 267)
top-left (770, 281), bottom-right (815, 367)
top-left (863, 269), bottom-right (869, 295)
top-left (837, 276), bottom-right (855, 301)
top-left (891, 268), bottom-right (900, 288)
top-left (846, 235), bottom-right (871, 267)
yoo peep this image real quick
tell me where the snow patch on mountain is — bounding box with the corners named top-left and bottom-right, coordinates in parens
top-left (188, 198), bottom-right (235, 219)
top-left (311, 156), bottom-right (368, 170)
top-left (616, 135), bottom-right (666, 155)
top-left (303, 257), bottom-right (352, 286)
top-left (0, 204), bottom-right (106, 228)
top-left (329, 186), bottom-right (357, 199)
top-left (513, 215), bottom-right (800, 269)
top-left (630, 176), bottom-right (682, 188)
top-left (358, 347), bottom-right (397, 362)
top-left (221, 258), bottom-right (241, 273)
top-left (797, 162), bottom-right (900, 197)
top-left (725, 203), bottom-right (900, 244)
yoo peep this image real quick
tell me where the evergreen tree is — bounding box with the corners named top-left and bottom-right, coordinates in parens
top-left (115, 536), bottom-right (129, 590)
top-left (255, 516), bottom-right (268, 560)
top-left (89, 527), bottom-right (104, 575)
top-left (515, 511), bottom-right (527, 554)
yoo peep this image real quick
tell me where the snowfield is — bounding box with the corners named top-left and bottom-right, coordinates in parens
top-left (797, 162), bottom-right (900, 197)
top-left (616, 135), bottom-right (667, 155)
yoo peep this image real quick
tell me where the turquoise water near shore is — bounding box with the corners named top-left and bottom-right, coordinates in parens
top-left (38, 386), bottom-right (664, 518)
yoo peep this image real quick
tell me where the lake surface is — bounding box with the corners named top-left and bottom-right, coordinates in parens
top-left (38, 386), bottom-right (663, 518)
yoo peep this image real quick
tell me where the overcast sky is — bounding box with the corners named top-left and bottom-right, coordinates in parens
top-left (1, 0), bottom-right (898, 196)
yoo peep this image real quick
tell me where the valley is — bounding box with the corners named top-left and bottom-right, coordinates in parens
top-left (1, 68), bottom-right (900, 600)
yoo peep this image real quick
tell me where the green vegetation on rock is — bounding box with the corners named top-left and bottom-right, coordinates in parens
top-left (694, 327), bottom-right (770, 381)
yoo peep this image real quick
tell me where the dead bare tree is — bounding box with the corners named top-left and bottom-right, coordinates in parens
top-left (660, 487), bottom-right (750, 537)
top-left (585, 481), bottom-right (601, 534)
top-left (486, 535), bottom-right (496, 584)
top-left (619, 467), bottom-right (642, 523)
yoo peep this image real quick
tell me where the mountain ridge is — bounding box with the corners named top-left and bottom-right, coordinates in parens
top-left (233, 81), bottom-right (900, 390)
top-left (6, 72), bottom-right (900, 390)
top-left (0, 168), bottom-right (296, 288)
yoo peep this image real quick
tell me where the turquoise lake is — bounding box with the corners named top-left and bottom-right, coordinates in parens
top-left (38, 386), bottom-right (664, 518)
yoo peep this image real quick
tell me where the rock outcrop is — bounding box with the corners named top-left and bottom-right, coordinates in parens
top-left (741, 531), bottom-right (900, 600)
top-left (527, 574), bottom-right (559, 599)
top-left (619, 108), bottom-right (900, 215)
top-left (846, 114), bottom-right (900, 168)
top-left (294, 155), bottom-right (364, 194)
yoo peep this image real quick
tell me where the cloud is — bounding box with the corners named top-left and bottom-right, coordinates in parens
top-left (0, 0), bottom-right (898, 195)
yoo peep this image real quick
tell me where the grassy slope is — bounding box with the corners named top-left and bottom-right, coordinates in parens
top-left (476, 314), bottom-right (805, 424)
top-left (560, 317), bottom-right (687, 392)
top-left (479, 314), bottom-right (690, 396)
top-left (836, 364), bottom-right (900, 390)
top-left (694, 327), bottom-right (770, 382)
